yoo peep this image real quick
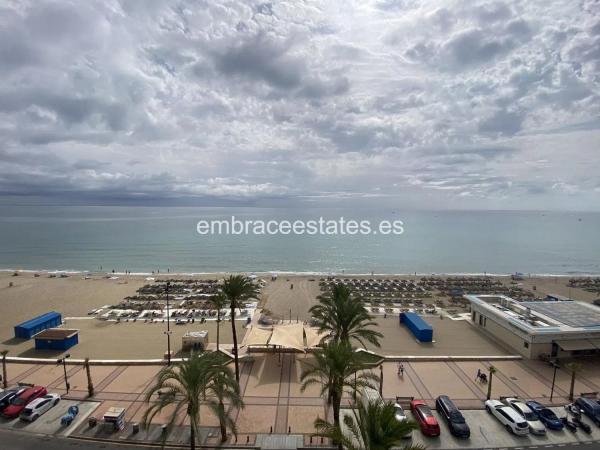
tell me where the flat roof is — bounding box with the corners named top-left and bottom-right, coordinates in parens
top-left (465, 294), bottom-right (600, 334)
top-left (183, 331), bottom-right (208, 338)
top-left (33, 328), bottom-right (78, 340)
top-left (526, 302), bottom-right (600, 328)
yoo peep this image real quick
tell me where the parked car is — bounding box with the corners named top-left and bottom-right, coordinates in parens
top-left (485, 399), bottom-right (529, 436)
top-left (20, 393), bottom-right (60, 422)
top-left (410, 399), bottom-right (440, 437)
top-left (503, 398), bottom-right (546, 435)
top-left (575, 397), bottom-right (600, 426)
top-left (393, 401), bottom-right (411, 438)
top-left (435, 395), bottom-right (470, 438)
top-left (393, 401), bottom-right (407, 423)
top-left (0, 387), bottom-right (27, 412)
top-left (2, 386), bottom-right (47, 419)
top-left (525, 401), bottom-right (564, 430)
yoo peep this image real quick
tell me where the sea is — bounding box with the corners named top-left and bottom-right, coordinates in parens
top-left (0, 205), bottom-right (599, 276)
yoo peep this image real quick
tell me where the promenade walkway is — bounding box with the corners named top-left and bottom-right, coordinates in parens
top-left (4, 356), bottom-right (600, 446)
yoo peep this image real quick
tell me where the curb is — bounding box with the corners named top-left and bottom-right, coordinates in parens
top-left (5, 354), bottom-right (521, 366)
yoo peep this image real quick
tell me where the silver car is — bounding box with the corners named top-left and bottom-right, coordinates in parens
top-left (394, 402), bottom-right (412, 438)
top-left (503, 398), bottom-right (546, 435)
top-left (19, 393), bottom-right (60, 422)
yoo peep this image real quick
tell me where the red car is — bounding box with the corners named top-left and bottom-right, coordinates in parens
top-left (2, 386), bottom-right (47, 419)
top-left (410, 399), bottom-right (441, 436)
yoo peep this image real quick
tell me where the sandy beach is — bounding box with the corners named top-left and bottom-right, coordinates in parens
top-left (0, 271), bottom-right (598, 359)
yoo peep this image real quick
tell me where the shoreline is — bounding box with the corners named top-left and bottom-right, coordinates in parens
top-left (3, 268), bottom-right (599, 277)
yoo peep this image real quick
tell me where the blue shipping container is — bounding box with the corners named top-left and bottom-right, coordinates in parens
top-left (14, 312), bottom-right (62, 339)
top-left (399, 312), bottom-right (433, 342)
top-left (35, 332), bottom-right (78, 351)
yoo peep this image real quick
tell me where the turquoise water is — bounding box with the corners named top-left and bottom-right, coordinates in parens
top-left (0, 206), bottom-right (599, 275)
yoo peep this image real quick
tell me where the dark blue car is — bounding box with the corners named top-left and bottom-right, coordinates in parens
top-left (525, 401), bottom-right (563, 430)
top-left (575, 398), bottom-right (600, 426)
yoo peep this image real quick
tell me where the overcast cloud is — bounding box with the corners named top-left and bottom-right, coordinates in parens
top-left (0, 0), bottom-right (599, 210)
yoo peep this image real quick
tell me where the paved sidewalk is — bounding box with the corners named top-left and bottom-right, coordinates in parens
top-left (3, 355), bottom-right (600, 446)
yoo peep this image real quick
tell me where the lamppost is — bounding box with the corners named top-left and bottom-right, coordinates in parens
top-left (57, 354), bottom-right (71, 393)
top-left (164, 282), bottom-right (172, 366)
top-left (550, 360), bottom-right (559, 401)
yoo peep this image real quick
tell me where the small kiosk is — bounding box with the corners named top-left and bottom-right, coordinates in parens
top-left (182, 331), bottom-right (208, 351)
top-left (34, 328), bottom-right (79, 350)
top-left (103, 407), bottom-right (126, 431)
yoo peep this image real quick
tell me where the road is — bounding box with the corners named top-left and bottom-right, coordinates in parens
top-left (0, 428), bottom-right (597, 450)
top-left (0, 429), bottom-right (158, 450)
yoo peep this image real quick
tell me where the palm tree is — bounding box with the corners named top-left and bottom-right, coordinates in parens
top-left (565, 361), bottom-right (582, 401)
top-left (310, 284), bottom-right (383, 348)
top-left (143, 351), bottom-right (241, 449)
top-left (301, 340), bottom-right (379, 428)
top-left (221, 275), bottom-right (260, 382)
top-left (205, 363), bottom-right (244, 442)
top-left (84, 357), bottom-right (94, 397)
top-left (486, 365), bottom-right (497, 400)
top-left (207, 293), bottom-right (228, 351)
top-left (1, 350), bottom-right (8, 389)
top-left (313, 399), bottom-right (423, 450)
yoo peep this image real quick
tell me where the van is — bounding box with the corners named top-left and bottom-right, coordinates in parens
top-left (435, 395), bottom-right (470, 438)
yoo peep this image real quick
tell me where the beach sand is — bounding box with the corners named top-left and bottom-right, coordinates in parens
top-left (0, 272), bottom-right (245, 359)
top-left (0, 271), bottom-right (597, 359)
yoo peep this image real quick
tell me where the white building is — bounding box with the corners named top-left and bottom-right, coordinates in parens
top-left (465, 294), bottom-right (600, 359)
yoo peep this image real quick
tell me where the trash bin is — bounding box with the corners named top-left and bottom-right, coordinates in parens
top-left (88, 417), bottom-right (97, 428)
top-left (132, 423), bottom-right (140, 434)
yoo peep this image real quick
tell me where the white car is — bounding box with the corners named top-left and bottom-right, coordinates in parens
top-left (485, 399), bottom-right (529, 436)
top-left (19, 393), bottom-right (60, 421)
top-left (503, 398), bottom-right (546, 435)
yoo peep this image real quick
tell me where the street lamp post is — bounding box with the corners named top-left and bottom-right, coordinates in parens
top-left (550, 360), bottom-right (559, 401)
top-left (164, 282), bottom-right (172, 366)
top-left (57, 354), bottom-right (71, 393)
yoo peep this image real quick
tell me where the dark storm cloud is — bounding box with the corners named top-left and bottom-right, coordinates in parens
top-left (211, 32), bottom-right (349, 98)
top-left (0, 89), bottom-right (130, 131)
top-left (213, 33), bottom-right (304, 89)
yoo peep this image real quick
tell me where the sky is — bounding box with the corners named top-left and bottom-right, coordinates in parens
top-left (0, 0), bottom-right (599, 210)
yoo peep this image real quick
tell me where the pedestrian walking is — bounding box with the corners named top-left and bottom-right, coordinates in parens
top-left (476, 368), bottom-right (481, 381)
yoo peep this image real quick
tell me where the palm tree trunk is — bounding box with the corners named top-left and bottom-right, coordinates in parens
top-left (1, 354), bottom-right (7, 389)
top-left (332, 390), bottom-right (340, 427)
top-left (219, 399), bottom-right (227, 443)
top-left (84, 357), bottom-right (94, 397)
top-left (230, 303), bottom-right (240, 382)
top-left (190, 424), bottom-right (195, 450)
top-left (216, 309), bottom-right (221, 351)
top-left (569, 370), bottom-right (576, 401)
top-left (331, 390), bottom-right (343, 450)
top-left (487, 371), bottom-right (493, 400)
